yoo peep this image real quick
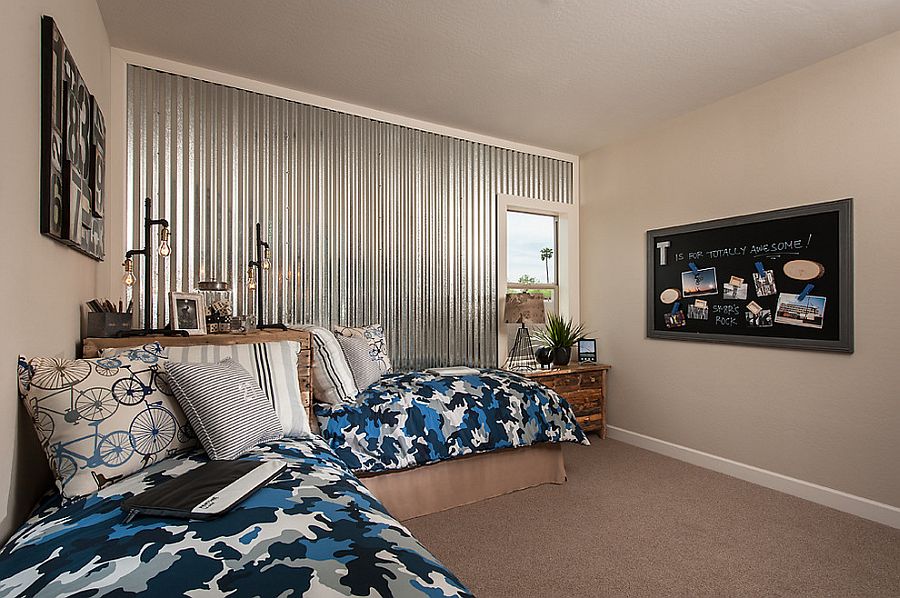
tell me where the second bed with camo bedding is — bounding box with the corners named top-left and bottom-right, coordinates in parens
top-left (0, 436), bottom-right (472, 598)
top-left (314, 368), bottom-right (589, 474)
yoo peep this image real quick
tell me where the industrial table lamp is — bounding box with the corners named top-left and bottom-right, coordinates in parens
top-left (503, 292), bottom-right (545, 371)
top-left (120, 197), bottom-right (187, 337)
top-left (247, 222), bottom-right (287, 331)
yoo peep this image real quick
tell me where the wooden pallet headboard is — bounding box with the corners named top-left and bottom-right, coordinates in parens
top-left (83, 330), bottom-right (316, 431)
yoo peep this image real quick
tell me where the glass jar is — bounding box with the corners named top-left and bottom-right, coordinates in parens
top-left (197, 281), bottom-right (234, 334)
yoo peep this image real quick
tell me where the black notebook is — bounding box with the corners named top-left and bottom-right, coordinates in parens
top-left (122, 460), bottom-right (286, 522)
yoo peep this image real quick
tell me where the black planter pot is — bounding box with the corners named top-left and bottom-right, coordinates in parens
top-left (551, 346), bottom-right (572, 366)
top-left (535, 346), bottom-right (554, 368)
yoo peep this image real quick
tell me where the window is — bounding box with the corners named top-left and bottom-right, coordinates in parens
top-left (497, 193), bottom-right (579, 367)
top-left (506, 210), bottom-right (558, 313)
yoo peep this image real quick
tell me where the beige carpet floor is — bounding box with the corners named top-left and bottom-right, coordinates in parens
top-left (405, 439), bottom-right (900, 598)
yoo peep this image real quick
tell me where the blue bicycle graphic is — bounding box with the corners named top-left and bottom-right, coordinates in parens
top-left (51, 420), bottom-right (133, 486)
top-left (111, 363), bottom-right (171, 405)
top-left (92, 344), bottom-right (164, 378)
top-left (25, 357), bottom-right (148, 430)
top-left (51, 401), bottom-right (181, 487)
top-left (130, 401), bottom-right (179, 463)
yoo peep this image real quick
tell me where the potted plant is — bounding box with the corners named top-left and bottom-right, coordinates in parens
top-left (534, 313), bottom-right (586, 366)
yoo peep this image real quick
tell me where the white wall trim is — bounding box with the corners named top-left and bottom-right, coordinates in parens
top-left (607, 425), bottom-right (900, 529)
top-left (497, 194), bottom-right (580, 366)
top-left (99, 47), bottom-right (130, 303)
top-left (110, 49), bottom-right (578, 163)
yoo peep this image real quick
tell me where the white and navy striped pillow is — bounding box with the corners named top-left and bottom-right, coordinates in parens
top-left (107, 341), bottom-right (312, 439)
top-left (291, 325), bottom-right (359, 405)
top-left (165, 358), bottom-right (283, 460)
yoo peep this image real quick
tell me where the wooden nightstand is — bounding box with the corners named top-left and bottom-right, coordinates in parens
top-left (524, 363), bottom-right (610, 438)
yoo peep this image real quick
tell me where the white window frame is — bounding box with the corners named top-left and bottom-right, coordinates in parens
top-left (497, 194), bottom-right (580, 366)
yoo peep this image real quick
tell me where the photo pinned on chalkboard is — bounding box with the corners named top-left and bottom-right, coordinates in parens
top-left (687, 299), bottom-right (708, 320)
top-left (753, 262), bottom-right (778, 297)
top-left (681, 267), bottom-right (718, 298)
top-left (659, 288), bottom-right (681, 305)
top-left (746, 309), bottom-right (773, 327)
top-left (664, 310), bottom-right (686, 328)
top-left (774, 293), bottom-right (826, 329)
top-left (753, 270), bottom-right (777, 297)
top-left (722, 282), bottom-right (748, 300)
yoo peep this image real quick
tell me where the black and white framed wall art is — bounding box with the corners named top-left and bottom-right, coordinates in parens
top-left (647, 199), bottom-right (853, 352)
top-left (40, 16), bottom-right (105, 260)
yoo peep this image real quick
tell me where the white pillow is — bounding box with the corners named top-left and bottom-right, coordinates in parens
top-left (103, 341), bottom-right (311, 438)
top-left (291, 325), bottom-right (359, 404)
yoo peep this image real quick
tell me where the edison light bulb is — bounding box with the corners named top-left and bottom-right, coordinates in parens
top-left (247, 267), bottom-right (256, 291)
top-left (122, 259), bottom-right (135, 287)
top-left (262, 247), bottom-right (271, 270)
top-left (158, 227), bottom-right (171, 257)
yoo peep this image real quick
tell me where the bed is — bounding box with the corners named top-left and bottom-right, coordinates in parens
top-left (84, 332), bottom-right (586, 521)
top-left (315, 368), bottom-right (588, 519)
top-left (0, 436), bottom-right (473, 597)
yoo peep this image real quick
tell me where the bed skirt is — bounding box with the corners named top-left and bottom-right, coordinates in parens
top-left (358, 443), bottom-right (566, 520)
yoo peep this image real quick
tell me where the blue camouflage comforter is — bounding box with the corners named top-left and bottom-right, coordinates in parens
top-left (0, 437), bottom-right (472, 598)
top-left (315, 369), bottom-right (589, 473)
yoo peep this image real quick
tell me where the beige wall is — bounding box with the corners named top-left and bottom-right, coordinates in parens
top-left (581, 31), bottom-right (900, 508)
top-left (0, 1), bottom-right (111, 541)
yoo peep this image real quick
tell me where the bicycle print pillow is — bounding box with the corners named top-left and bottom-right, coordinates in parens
top-left (18, 344), bottom-right (197, 500)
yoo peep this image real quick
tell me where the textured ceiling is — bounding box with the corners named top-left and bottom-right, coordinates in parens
top-left (97, 0), bottom-right (900, 154)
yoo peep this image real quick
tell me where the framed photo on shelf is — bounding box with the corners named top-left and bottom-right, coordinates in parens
top-left (578, 338), bottom-right (597, 362)
top-left (169, 292), bottom-right (207, 335)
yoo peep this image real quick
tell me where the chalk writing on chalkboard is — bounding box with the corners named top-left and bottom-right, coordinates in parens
top-left (646, 199), bottom-right (852, 352)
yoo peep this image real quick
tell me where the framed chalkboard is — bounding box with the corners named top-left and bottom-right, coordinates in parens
top-left (647, 199), bottom-right (852, 352)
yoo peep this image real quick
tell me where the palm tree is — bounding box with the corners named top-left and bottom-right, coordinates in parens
top-left (540, 247), bottom-right (554, 283)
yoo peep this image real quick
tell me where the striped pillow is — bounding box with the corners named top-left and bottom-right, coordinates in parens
top-left (291, 325), bottom-right (358, 405)
top-left (165, 358), bottom-right (283, 460)
top-left (105, 341), bottom-right (311, 438)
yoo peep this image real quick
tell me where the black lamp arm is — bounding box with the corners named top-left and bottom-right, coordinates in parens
top-left (250, 221), bottom-right (285, 330)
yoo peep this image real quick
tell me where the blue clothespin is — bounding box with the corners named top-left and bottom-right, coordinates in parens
top-left (688, 262), bottom-right (699, 274)
top-left (755, 261), bottom-right (767, 278)
top-left (797, 284), bottom-right (814, 301)
top-left (671, 301), bottom-right (680, 314)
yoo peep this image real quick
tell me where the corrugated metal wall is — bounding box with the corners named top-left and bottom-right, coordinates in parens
top-left (126, 66), bottom-right (574, 369)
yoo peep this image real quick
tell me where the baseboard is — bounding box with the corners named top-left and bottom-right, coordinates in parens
top-left (606, 426), bottom-right (900, 529)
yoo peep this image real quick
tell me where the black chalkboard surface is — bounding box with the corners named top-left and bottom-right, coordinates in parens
top-left (646, 199), bottom-right (852, 352)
